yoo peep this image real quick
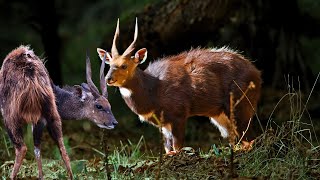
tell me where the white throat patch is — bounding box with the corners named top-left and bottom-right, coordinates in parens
top-left (119, 88), bottom-right (132, 97)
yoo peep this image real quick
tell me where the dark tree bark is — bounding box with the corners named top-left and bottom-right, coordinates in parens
top-left (30, 0), bottom-right (62, 85)
top-left (4, 0), bottom-right (63, 85)
top-left (100, 0), bottom-right (319, 90)
top-left (101, 0), bottom-right (239, 59)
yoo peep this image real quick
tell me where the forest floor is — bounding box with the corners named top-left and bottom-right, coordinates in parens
top-left (1, 88), bottom-right (320, 179)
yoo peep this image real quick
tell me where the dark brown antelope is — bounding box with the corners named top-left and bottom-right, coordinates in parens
top-left (0, 45), bottom-right (73, 179)
top-left (52, 52), bottom-right (118, 129)
top-left (97, 19), bottom-right (262, 154)
top-left (0, 45), bottom-right (117, 179)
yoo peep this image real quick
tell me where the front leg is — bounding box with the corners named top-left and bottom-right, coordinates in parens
top-left (4, 118), bottom-right (27, 180)
top-left (161, 125), bottom-right (173, 153)
top-left (44, 110), bottom-right (73, 180)
top-left (161, 119), bottom-right (186, 154)
top-left (32, 118), bottom-right (46, 180)
top-left (171, 120), bottom-right (186, 152)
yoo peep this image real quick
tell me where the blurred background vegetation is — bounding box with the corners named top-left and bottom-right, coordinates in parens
top-left (0, 0), bottom-right (319, 165)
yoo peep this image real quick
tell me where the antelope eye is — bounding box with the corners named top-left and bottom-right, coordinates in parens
top-left (95, 104), bottom-right (103, 110)
top-left (120, 64), bottom-right (127, 70)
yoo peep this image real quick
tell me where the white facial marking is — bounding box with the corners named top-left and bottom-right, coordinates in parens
top-left (120, 87), bottom-right (132, 97)
top-left (97, 124), bottom-right (114, 129)
top-left (210, 118), bottom-right (229, 138)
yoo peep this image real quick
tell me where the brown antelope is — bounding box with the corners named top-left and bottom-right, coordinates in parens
top-left (97, 19), bottom-right (262, 154)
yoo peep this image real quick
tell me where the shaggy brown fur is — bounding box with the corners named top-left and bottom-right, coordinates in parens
top-left (2, 46), bottom-right (52, 124)
top-left (0, 45), bottom-right (73, 179)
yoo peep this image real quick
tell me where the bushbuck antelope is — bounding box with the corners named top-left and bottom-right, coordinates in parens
top-left (97, 19), bottom-right (261, 153)
top-left (0, 45), bottom-right (73, 179)
top-left (52, 52), bottom-right (118, 129)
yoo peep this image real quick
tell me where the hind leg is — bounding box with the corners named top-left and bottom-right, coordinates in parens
top-left (171, 120), bottom-right (186, 152)
top-left (32, 118), bottom-right (46, 180)
top-left (160, 116), bottom-right (186, 154)
top-left (210, 112), bottom-right (239, 144)
top-left (160, 124), bottom-right (173, 153)
top-left (235, 100), bottom-right (256, 142)
top-left (44, 110), bottom-right (73, 179)
top-left (4, 118), bottom-right (27, 180)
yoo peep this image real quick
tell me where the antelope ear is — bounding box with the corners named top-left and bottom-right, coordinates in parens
top-left (134, 48), bottom-right (147, 64)
top-left (97, 48), bottom-right (112, 64)
top-left (74, 85), bottom-right (87, 102)
top-left (80, 83), bottom-right (90, 92)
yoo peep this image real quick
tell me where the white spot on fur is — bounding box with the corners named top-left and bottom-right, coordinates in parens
top-left (138, 111), bottom-right (154, 122)
top-left (210, 46), bottom-right (239, 54)
top-left (210, 117), bottom-right (229, 138)
top-left (162, 127), bottom-right (172, 139)
top-left (34, 147), bottom-right (41, 159)
top-left (138, 115), bottom-right (145, 122)
top-left (120, 88), bottom-right (132, 97)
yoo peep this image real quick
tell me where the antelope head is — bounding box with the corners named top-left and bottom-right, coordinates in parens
top-left (81, 53), bottom-right (118, 129)
top-left (97, 18), bottom-right (147, 87)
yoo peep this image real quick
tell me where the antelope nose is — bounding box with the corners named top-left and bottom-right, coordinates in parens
top-left (112, 121), bottom-right (118, 126)
top-left (107, 77), bottom-right (113, 83)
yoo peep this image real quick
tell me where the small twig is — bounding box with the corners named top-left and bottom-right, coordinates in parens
top-left (296, 72), bottom-right (320, 145)
top-left (236, 118), bottom-right (252, 146)
top-left (152, 114), bottom-right (163, 180)
top-left (102, 129), bottom-right (111, 180)
top-left (233, 81), bottom-right (255, 108)
top-left (229, 144), bottom-right (235, 178)
top-left (233, 80), bottom-right (264, 133)
top-left (229, 92), bottom-right (237, 144)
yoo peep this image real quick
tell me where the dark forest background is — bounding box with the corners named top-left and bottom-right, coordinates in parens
top-left (0, 0), bottom-right (319, 159)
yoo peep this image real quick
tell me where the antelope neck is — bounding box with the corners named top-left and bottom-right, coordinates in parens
top-left (53, 85), bottom-right (85, 120)
top-left (120, 68), bottom-right (158, 115)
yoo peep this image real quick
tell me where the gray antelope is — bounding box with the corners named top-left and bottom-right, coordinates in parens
top-left (97, 19), bottom-right (262, 154)
top-left (52, 52), bottom-right (118, 129)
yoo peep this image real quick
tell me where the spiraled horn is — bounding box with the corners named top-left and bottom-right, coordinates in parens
top-left (123, 17), bottom-right (138, 57)
top-left (86, 52), bottom-right (100, 97)
top-left (100, 53), bottom-right (108, 98)
top-left (111, 18), bottom-right (120, 58)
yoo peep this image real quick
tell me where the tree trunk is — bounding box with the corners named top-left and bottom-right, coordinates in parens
top-left (31, 0), bottom-right (62, 85)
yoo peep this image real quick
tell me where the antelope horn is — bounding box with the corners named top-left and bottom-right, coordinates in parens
top-left (86, 51), bottom-right (100, 97)
top-left (123, 18), bottom-right (138, 57)
top-left (111, 18), bottom-right (120, 58)
top-left (100, 53), bottom-right (108, 98)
